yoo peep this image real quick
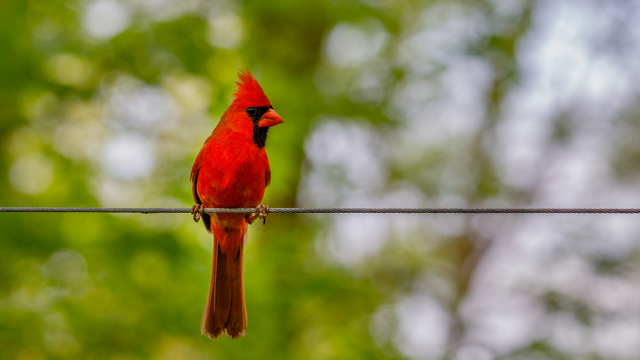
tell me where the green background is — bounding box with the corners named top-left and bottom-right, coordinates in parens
top-left (2, 0), bottom-right (640, 359)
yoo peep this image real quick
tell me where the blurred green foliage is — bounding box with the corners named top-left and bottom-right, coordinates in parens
top-left (0, 0), bottom-right (399, 358)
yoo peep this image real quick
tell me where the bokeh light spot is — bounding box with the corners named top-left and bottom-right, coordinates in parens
top-left (9, 153), bottom-right (54, 195)
top-left (82, 0), bottom-right (131, 40)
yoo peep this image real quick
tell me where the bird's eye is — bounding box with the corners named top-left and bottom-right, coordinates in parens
top-left (246, 107), bottom-right (257, 116)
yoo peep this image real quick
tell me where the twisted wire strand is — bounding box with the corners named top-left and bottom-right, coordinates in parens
top-left (0, 207), bottom-right (640, 214)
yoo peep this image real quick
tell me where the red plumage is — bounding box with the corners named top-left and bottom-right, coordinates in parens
top-left (191, 70), bottom-right (282, 338)
top-left (232, 70), bottom-right (271, 108)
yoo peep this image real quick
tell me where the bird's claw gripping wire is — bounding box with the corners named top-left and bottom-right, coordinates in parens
top-left (246, 204), bottom-right (269, 225)
top-left (258, 204), bottom-right (269, 224)
top-left (191, 204), bottom-right (205, 223)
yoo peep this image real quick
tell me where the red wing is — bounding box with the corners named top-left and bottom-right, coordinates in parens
top-left (191, 155), bottom-right (204, 204)
top-left (191, 135), bottom-right (214, 204)
top-left (191, 145), bottom-right (212, 233)
top-left (265, 165), bottom-right (271, 188)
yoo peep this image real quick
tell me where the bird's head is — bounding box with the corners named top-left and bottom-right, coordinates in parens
top-left (232, 70), bottom-right (283, 128)
top-left (230, 70), bottom-right (283, 148)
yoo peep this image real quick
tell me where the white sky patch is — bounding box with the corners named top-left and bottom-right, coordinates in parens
top-left (518, 0), bottom-right (634, 114)
top-left (587, 276), bottom-right (640, 314)
top-left (82, 0), bottom-right (131, 40)
top-left (548, 313), bottom-right (591, 355)
top-left (323, 214), bottom-right (390, 265)
top-left (324, 18), bottom-right (388, 67)
top-left (454, 343), bottom-right (493, 360)
top-left (301, 119), bottom-right (393, 265)
top-left (94, 177), bottom-right (144, 208)
top-left (463, 295), bottom-right (544, 355)
top-left (101, 133), bottom-right (156, 180)
top-left (299, 119), bottom-right (386, 208)
top-left (592, 214), bottom-right (640, 257)
top-left (396, 2), bottom-right (486, 72)
top-left (593, 319), bottom-right (640, 360)
top-left (392, 56), bottom-right (492, 148)
top-left (107, 85), bottom-right (180, 132)
top-left (490, 0), bottom-right (527, 16)
top-left (394, 294), bottom-right (451, 360)
top-left (348, 67), bottom-right (391, 105)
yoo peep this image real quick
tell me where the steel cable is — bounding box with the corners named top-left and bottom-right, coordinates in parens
top-left (1, 207), bottom-right (640, 214)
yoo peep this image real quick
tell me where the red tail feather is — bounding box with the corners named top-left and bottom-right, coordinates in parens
top-left (201, 227), bottom-right (247, 339)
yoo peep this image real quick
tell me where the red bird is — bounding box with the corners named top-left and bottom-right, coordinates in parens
top-left (190, 71), bottom-right (283, 338)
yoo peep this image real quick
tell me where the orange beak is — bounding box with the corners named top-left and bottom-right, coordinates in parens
top-left (258, 109), bottom-right (283, 127)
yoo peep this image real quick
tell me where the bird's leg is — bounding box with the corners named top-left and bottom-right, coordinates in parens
top-left (246, 204), bottom-right (269, 225)
top-left (191, 204), bottom-right (205, 223)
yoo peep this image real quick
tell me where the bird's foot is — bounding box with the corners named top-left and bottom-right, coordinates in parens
top-left (246, 204), bottom-right (269, 225)
top-left (191, 204), bottom-right (205, 223)
top-left (257, 204), bottom-right (269, 225)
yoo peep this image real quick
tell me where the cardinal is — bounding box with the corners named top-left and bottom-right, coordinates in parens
top-left (190, 70), bottom-right (283, 338)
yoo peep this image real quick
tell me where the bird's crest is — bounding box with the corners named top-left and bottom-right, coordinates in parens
top-left (232, 70), bottom-right (271, 108)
